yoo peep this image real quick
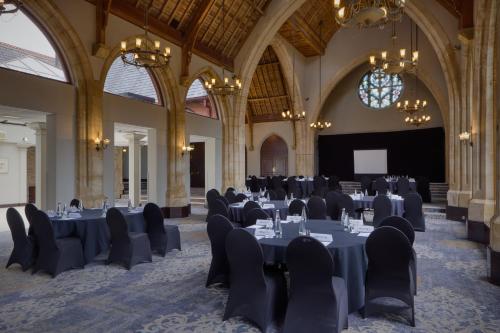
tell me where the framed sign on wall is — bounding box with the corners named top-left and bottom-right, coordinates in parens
top-left (0, 158), bottom-right (8, 173)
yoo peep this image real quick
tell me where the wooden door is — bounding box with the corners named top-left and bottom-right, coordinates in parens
top-left (190, 142), bottom-right (205, 188)
top-left (260, 135), bottom-right (288, 176)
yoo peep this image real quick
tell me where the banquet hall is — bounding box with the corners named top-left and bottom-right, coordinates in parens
top-left (0, 0), bottom-right (499, 332)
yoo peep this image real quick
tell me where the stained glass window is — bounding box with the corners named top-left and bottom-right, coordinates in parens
top-left (358, 69), bottom-right (403, 109)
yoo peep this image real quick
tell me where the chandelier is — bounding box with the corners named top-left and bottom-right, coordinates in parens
top-left (282, 38), bottom-right (305, 121)
top-left (397, 98), bottom-right (427, 114)
top-left (204, 0), bottom-right (242, 96)
top-left (120, 6), bottom-right (171, 69)
top-left (405, 114), bottom-right (431, 127)
top-left (0, 0), bottom-right (22, 15)
top-left (310, 22), bottom-right (332, 131)
top-left (333, 0), bottom-right (405, 29)
top-left (369, 21), bottom-right (418, 75)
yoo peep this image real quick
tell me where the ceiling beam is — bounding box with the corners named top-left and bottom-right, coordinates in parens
top-left (459, 0), bottom-right (474, 29)
top-left (91, 0), bottom-right (112, 57)
top-left (248, 95), bottom-right (288, 102)
top-left (288, 14), bottom-right (325, 55)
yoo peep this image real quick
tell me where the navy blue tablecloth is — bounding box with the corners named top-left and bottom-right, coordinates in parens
top-left (229, 200), bottom-right (289, 223)
top-left (50, 208), bottom-right (180, 264)
top-left (352, 196), bottom-right (404, 216)
top-left (246, 219), bottom-right (368, 313)
top-left (372, 180), bottom-right (417, 193)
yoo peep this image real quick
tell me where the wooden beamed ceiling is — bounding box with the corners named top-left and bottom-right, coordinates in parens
top-left (247, 46), bottom-right (291, 123)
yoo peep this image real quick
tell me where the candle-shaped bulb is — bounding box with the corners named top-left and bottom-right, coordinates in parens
top-left (154, 40), bottom-right (160, 50)
top-left (333, 0), bottom-right (341, 9)
top-left (369, 55), bottom-right (376, 65)
top-left (121, 41), bottom-right (127, 51)
top-left (381, 51), bottom-right (387, 60)
top-left (136, 38), bottom-right (142, 48)
top-left (338, 7), bottom-right (345, 19)
top-left (412, 50), bottom-right (419, 62)
top-left (400, 48), bottom-right (406, 58)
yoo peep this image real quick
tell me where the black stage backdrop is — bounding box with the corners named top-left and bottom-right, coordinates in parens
top-left (318, 127), bottom-right (445, 182)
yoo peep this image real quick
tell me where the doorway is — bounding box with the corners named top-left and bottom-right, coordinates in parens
top-left (260, 134), bottom-right (288, 176)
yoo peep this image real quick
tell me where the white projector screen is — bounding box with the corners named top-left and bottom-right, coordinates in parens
top-left (353, 149), bottom-right (388, 174)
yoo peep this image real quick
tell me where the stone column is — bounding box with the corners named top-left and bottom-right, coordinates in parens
top-left (113, 147), bottom-right (124, 200)
top-left (28, 122), bottom-right (47, 210)
top-left (147, 128), bottom-right (158, 204)
top-left (16, 143), bottom-right (30, 204)
top-left (126, 133), bottom-right (145, 207)
top-left (294, 121), bottom-right (315, 176)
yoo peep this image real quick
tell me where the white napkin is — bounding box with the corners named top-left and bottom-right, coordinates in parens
top-left (247, 225), bottom-right (263, 229)
top-left (262, 204), bottom-right (275, 209)
top-left (321, 241), bottom-right (331, 246)
top-left (47, 211), bottom-right (56, 218)
top-left (68, 212), bottom-right (82, 219)
top-left (358, 233), bottom-right (371, 237)
top-left (256, 219), bottom-right (273, 228)
top-left (354, 225), bottom-right (374, 233)
top-left (286, 215), bottom-right (302, 222)
top-left (255, 229), bottom-right (275, 238)
top-left (310, 233), bottom-right (333, 243)
top-left (68, 206), bottom-right (79, 213)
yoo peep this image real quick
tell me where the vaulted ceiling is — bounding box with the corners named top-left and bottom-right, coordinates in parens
top-left (246, 46), bottom-right (290, 123)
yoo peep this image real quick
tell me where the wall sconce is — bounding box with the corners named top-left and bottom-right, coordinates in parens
top-left (94, 134), bottom-right (110, 151)
top-left (459, 129), bottom-right (472, 147)
top-left (182, 144), bottom-right (194, 156)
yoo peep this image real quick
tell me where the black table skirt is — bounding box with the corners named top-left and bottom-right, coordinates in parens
top-left (246, 219), bottom-right (368, 313)
top-left (50, 208), bottom-right (181, 264)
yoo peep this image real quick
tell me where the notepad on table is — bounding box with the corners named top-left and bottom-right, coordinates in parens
top-left (262, 204), bottom-right (275, 209)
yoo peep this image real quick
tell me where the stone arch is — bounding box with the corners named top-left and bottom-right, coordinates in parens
top-left (259, 134), bottom-right (289, 176)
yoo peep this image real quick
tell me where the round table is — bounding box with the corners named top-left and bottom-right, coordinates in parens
top-left (352, 195), bottom-right (405, 216)
top-left (50, 208), bottom-right (181, 264)
top-left (372, 179), bottom-right (417, 193)
top-left (229, 200), bottom-right (289, 223)
top-left (246, 219), bottom-right (368, 313)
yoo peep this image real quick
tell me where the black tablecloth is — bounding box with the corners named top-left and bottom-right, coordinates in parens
top-left (229, 200), bottom-right (289, 223)
top-left (50, 208), bottom-right (181, 263)
top-left (246, 219), bottom-right (368, 313)
top-left (352, 196), bottom-right (405, 216)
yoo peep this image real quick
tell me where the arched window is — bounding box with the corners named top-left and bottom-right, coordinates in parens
top-left (104, 55), bottom-right (162, 105)
top-left (186, 79), bottom-right (218, 119)
top-left (358, 69), bottom-right (403, 109)
top-left (0, 9), bottom-right (68, 82)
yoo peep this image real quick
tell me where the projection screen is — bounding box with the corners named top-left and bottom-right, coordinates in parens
top-left (353, 149), bottom-right (388, 174)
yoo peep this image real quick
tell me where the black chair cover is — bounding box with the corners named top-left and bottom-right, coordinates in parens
top-left (364, 226), bottom-right (415, 326)
top-left (288, 199), bottom-right (307, 216)
top-left (225, 190), bottom-right (237, 204)
top-left (6, 208), bottom-right (33, 271)
top-left (24, 203), bottom-right (38, 236)
top-left (206, 189), bottom-right (221, 221)
top-left (224, 229), bottom-right (287, 332)
top-left (143, 203), bottom-right (170, 256)
top-left (276, 188), bottom-right (287, 200)
top-left (337, 193), bottom-right (355, 218)
top-left (360, 176), bottom-right (372, 195)
top-left (372, 195), bottom-right (392, 227)
top-left (396, 178), bottom-right (411, 195)
top-left (212, 199), bottom-right (230, 219)
top-left (243, 201), bottom-right (260, 220)
top-left (244, 208), bottom-right (270, 228)
top-left (106, 207), bottom-right (152, 270)
top-left (374, 177), bottom-right (389, 194)
top-left (403, 193), bottom-right (426, 232)
top-left (307, 196), bottom-right (327, 219)
top-left (250, 178), bottom-right (261, 193)
top-left (328, 176), bottom-right (342, 192)
top-left (31, 210), bottom-right (84, 277)
top-left (416, 177), bottom-right (431, 203)
top-left (283, 236), bottom-right (348, 333)
top-left (206, 214), bottom-right (234, 287)
top-left (287, 177), bottom-right (301, 198)
top-left (313, 176), bottom-right (328, 197)
top-left (271, 176), bottom-right (283, 190)
top-left (69, 198), bottom-right (81, 208)
top-left (219, 196), bottom-right (230, 207)
top-left (235, 193), bottom-right (248, 202)
top-left (265, 190), bottom-right (278, 200)
top-left (226, 187), bottom-right (236, 192)
top-left (325, 191), bottom-right (341, 220)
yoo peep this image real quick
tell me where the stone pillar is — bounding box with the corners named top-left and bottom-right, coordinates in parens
top-left (28, 122), bottom-right (47, 210)
top-left (126, 133), bottom-right (144, 207)
top-left (467, 0), bottom-right (497, 243)
top-left (222, 96), bottom-right (246, 191)
top-left (147, 128), bottom-right (158, 204)
top-left (113, 147), bottom-right (123, 200)
top-left (16, 143), bottom-right (30, 204)
top-left (294, 121), bottom-right (315, 176)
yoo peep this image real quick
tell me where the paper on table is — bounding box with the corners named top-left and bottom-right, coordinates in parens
top-left (358, 233), bottom-right (371, 237)
top-left (262, 204), bottom-right (275, 209)
top-left (321, 241), bottom-right (332, 246)
top-left (255, 235), bottom-right (265, 240)
top-left (247, 225), bottom-right (264, 229)
top-left (256, 219), bottom-right (272, 228)
top-left (310, 233), bottom-right (333, 243)
top-left (68, 212), bottom-right (82, 218)
top-left (286, 215), bottom-right (302, 222)
top-left (255, 229), bottom-right (275, 238)
top-left (349, 219), bottom-right (364, 227)
top-left (356, 225), bottom-right (374, 233)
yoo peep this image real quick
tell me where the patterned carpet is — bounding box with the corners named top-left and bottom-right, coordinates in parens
top-left (0, 208), bottom-right (499, 333)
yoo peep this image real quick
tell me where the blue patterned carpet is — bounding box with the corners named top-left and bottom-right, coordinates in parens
top-left (0, 210), bottom-right (499, 333)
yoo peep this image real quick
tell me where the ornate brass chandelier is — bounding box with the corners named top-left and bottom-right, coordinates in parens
top-left (369, 21), bottom-right (418, 75)
top-left (204, 0), bottom-right (242, 96)
top-left (398, 67), bottom-right (431, 126)
top-left (310, 22), bottom-right (332, 131)
top-left (405, 114), bottom-right (431, 127)
top-left (333, 0), bottom-right (405, 29)
top-left (120, 6), bottom-right (171, 69)
top-left (0, 0), bottom-right (22, 15)
top-left (282, 37), bottom-right (305, 121)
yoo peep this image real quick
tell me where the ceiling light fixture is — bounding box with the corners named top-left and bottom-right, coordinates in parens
top-left (0, 0), bottom-right (22, 16)
top-left (333, 0), bottom-right (405, 29)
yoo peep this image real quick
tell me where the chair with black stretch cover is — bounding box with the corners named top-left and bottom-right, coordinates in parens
top-left (225, 190), bottom-right (237, 204)
top-left (325, 191), bottom-right (341, 220)
top-left (106, 207), bottom-right (152, 270)
top-left (416, 177), bottom-right (431, 203)
top-left (143, 203), bottom-right (181, 256)
top-left (337, 193), bottom-right (355, 218)
top-left (219, 196), bottom-right (230, 207)
top-left (379, 216), bottom-right (417, 294)
top-left (212, 199), bottom-right (230, 220)
top-left (374, 177), bottom-right (389, 194)
top-left (372, 195), bottom-right (392, 227)
top-left (360, 176), bottom-right (372, 195)
top-left (250, 178), bottom-right (261, 193)
top-left (235, 193), bottom-right (247, 202)
top-left (306, 196), bottom-right (327, 219)
top-left (364, 226), bottom-right (415, 327)
top-left (244, 208), bottom-right (270, 228)
top-left (206, 214), bottom-right (234, 287)
top-left (289, 199), bottom-right (307, 216)
top-left (6, 208), bottom-right (33, 271)
top-left (403, 193), bottom-right (426, 232)
top-left (69, 198), bottom-right (81, 208)
top-left (265, 190), bottom-right (278, 200)
top-left (31, 210), bottom-right (84, 277)
top-left (226, 187), bottom-right (236, 193)
top-left (25, 203), bottom-right (38, 236)
top-left (283, 236), bottom-right (348, 333)
top-left (224, 229), bottom-right (287, 332)
top-left (396, 178), bottom-right (411, 195)
top-left (276, 188), bottom-right (287, 200)
top-left (271, 176), bottom-right (283, 191)
top-left (328, 176), bottom-right (342, 192)
top-left (243, 201), bottom-right (260, 220)
top-left (206, 189), bottom-right (221, 221)
top-left (312, 176), bottom-right (328, 197)
top-left (287, 177), bottom-right (301, 199)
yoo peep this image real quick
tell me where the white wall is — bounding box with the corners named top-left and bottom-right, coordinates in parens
top-left (245, 121), bottom-right (296, 177)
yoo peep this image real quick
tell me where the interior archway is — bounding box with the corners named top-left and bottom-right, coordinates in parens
top-left (260, 134), bottom-right (288, 176)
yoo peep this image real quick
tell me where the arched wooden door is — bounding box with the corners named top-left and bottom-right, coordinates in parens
top-left (260, 135), bottom-right (288, 176)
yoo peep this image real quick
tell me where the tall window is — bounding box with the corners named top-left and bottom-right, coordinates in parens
top-left (104, 55), bottom-right (161, 105)
top-left (186, 79), bottom-right (218, 119)
top-left (358, 69), bottom-right (403, 109)
top-left (0, 9), bottom-right (68, 82)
